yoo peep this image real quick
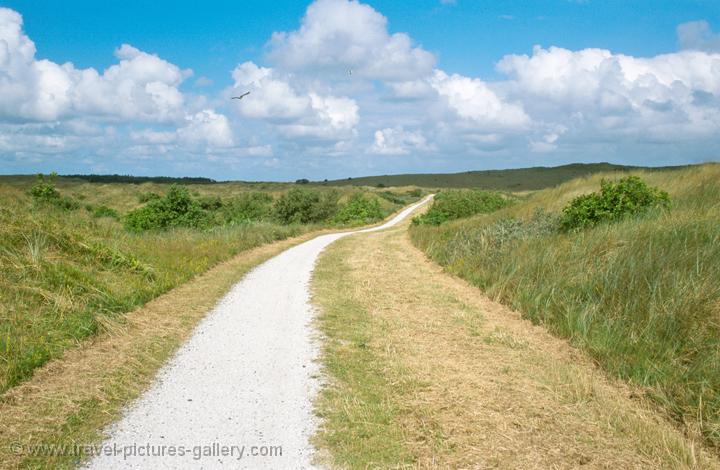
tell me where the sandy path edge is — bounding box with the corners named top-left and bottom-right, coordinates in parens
top-left (82, 196), bottom-right (432, 470)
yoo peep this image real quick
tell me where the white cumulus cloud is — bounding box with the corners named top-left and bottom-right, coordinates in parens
top-left (267, 0), bottom-right (435, 81)
top-left (229, 61), bottom-right (359, 140)
top-left (370, 126), bottom-right (430, 155)
top-left (430, 70), bottom-right (530, 128)
top-left (0, 8), bottom-right (189, 123)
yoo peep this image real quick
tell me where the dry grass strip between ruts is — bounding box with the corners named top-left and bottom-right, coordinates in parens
top-left (311, 218), bottom-right (720, 469)
top-left (0, 231), bottom-right (325, 470)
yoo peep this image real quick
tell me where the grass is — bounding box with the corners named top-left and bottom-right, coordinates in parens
top-left (0, 176), bottom-right (420, 394)
top-left (312, 236), bottom-right (418, 468)
top-left (320, 162), bottom-right (689, 190)
top-left (409, 162), bottom-right (720, 449)
top-left (312, 213), bottom-right (717, 468)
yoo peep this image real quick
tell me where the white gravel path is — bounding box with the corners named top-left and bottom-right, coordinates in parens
top-left (82, 196), bottom-right (432, 470)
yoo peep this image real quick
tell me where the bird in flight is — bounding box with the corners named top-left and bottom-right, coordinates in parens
top-left (232, 91), bottom-right (251, 100)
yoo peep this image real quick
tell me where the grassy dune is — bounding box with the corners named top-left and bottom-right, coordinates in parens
top-left (0, 177), bottom-right (418, 394)
top-left (313, 212), bottom-right (717, 468)
top-left (409, 163), bottom-right (720, 448)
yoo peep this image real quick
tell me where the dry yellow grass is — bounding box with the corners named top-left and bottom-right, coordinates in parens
top-left (0, 230), bottom-right (325, 469)
top-left (312, 216), bottom-right (720, 469)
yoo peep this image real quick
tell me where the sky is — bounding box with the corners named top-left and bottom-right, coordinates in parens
top-left (0, 0), bottom-right (719, 181)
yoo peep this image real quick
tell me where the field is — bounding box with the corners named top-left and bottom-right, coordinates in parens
top-left (0, 175), bottom-right (420, 394)
top-left (409, 163), bottom-right (720, 448)
top-left (320, 162), bottom-right (688, 190)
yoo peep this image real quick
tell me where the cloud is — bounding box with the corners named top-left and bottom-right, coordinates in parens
top-left (178, 110), bottom-right (234, 147)
top-left (497, 45), bottom-right (720, 141)
top-left (267, 0), bottom-right (435, 81)
top-left (678, 20), bottom-right (720, 53)
top-left (0, 7), bottom-right (238, 165)
top-left (370, 126), bottom-right (430, 155)
top-left (231, 62), bottom-right (309, 119)
top-left (0, 9), bottom-right (190, 123)
top-left (430, 70), bottom-right (529, 128)
top-left (193, 76), bottom-right (214, 87)
top-left (130, 110), bottom-right (233, 148)
top-left (229, 61), bottom-right (358, 139)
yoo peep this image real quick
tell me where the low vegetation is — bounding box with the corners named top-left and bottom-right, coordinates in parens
top-left (410, 163), bottom-right (720, 448)
top-left (272, 187), bottom-right (340, 224)
top-left (125, 185), bottom-right (209, 231)
top-left (412, 189), bottom-right (512, 225)
top-left (0, 175), bottom-right (419, 393)
top-left (333, 193), bottom-right (383, 224)
top-left (560, 176), bottom-right (670, 231)
top-left (313, 215), bottom-right (716, 468)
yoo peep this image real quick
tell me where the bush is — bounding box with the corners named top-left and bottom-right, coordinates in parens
top-left (124, 185), bottom-right (208, 232)
top-left (221, 192), bottom-right (274, 224)
top-left (29, 173), bottom-right (60, 201)
top-left (412, 189), bottom-right (511, 225)
top-left (29, 173), bottom-right (80, 210)
top-left (273, 188), bottom-right (339, 224)
top-left (295, 178), bottom-right (310, 185)
top-left (334, 193), bottom-right (383, 224)
top-left (560, 176), bottom-right (670, 231)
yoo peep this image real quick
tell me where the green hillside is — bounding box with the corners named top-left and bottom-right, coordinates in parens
top-left (321, 162), bottom-right (689, 190)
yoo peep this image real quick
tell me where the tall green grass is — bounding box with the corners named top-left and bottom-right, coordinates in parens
top-left (0, 191), bottom-right (308, 393)
top-left (410, 163), bottom-right (720, 448)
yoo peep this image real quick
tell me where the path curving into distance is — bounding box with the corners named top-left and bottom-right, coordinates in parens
top-left (83, 196), bottom-right (433, 470)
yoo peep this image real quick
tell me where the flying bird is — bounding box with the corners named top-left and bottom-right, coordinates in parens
top-left (232, 91), bottom-right (251, 100)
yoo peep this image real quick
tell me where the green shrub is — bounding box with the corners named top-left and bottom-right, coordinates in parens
top-left (124, 185), bottom-right (208, 232)
top-left (29, 173), bottom-right (80, 210)
top-left (412, 189), bottom-right (510, 225)
top-left (334, 193), bottom-right (383, 224)
top-left (273, 188), bottom-right (339, 224)
top-left (560, 176), bottom-right (669, 231)
top-left (221, 192), bottom-right (274, 224)
top-left (29, 173), bottom-right (60, 201)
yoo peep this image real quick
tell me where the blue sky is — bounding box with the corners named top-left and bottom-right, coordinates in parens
top-left (1, 0), bottom-right (719, 180)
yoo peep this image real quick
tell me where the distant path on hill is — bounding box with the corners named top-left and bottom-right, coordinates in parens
top-left (83, 196), bottom-right (433, 470)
